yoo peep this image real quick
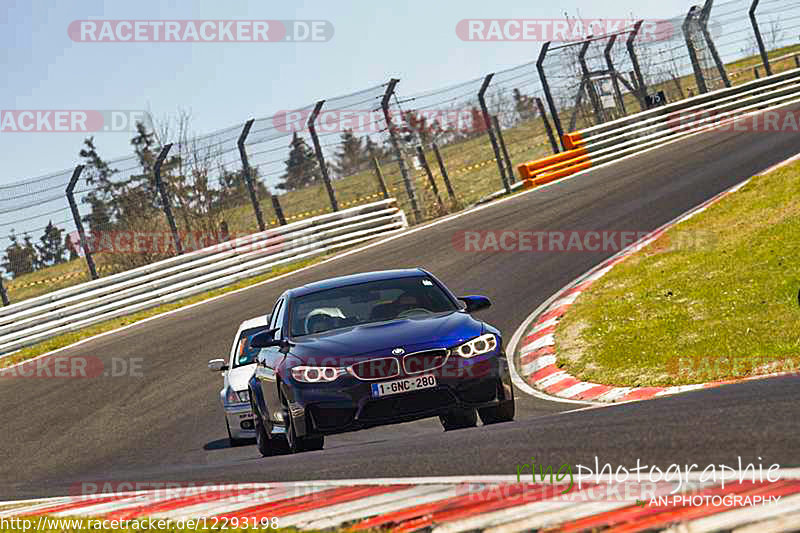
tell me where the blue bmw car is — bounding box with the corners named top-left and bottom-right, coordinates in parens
top-left (248, 268), bottom-right (515, 455)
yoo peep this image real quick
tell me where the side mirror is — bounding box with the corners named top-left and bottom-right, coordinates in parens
top-left (208, 359), bottom-right (228, 372)
top-left (459, 295), bottom-right (492, 313)
top-left (250, 328), bottom-right (281, 349)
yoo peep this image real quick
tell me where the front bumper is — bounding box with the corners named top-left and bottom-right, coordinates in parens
top-left (285, 351), bottom-right (513, 437)
top-left (224, 403), bottom-right (256, 440)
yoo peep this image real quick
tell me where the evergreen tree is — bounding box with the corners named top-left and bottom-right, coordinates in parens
top-left (333, 129), bottom-right (365, 177)
top-left (363, 136), bottom-right (386, 162)
top-left (120, 121), bottom-right (160, 214)
top-left (35, 221), bottom-right (66, 267)
top-left (2, 231), bottom-right (38, 277)
top-left (278, 133), bottom-right (319, 191)
top-left (79, 137), bottom-right (118, 232)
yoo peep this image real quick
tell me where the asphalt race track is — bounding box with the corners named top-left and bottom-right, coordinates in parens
top-left (2, 120), bottom-right (799, 500)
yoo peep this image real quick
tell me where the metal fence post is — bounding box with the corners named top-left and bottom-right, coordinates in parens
top-left (307, 100), bottom-right (339, 212)
top-left (154, 144), bottom-right (183, 255)
top-left (431, 143), bottom-right (457, 205)
top-left (700, 0), bottom-right (731, 88)
top-left (492, 115), bottom-right (514, 184)
top-left (579, 37), bottom-right (606, 124)
top-left (0, 278), bottom-right (8, 306)
top-left (478, 74), bottom-right (511, 194)
top-left (627, 21), bottom-right (648, 110)
top-left (536, 97), bottom-right (560, 154)
top-left (683, 6), bottom-right (709, 94)
top-left (749, 0), bottom-right (772, 76)
top-left (537, 42), bottom-right (566, 149)
top-left (604, 35), bottom-right (627, 116)
top-left (371, 157), bottom-right (390, 199)
top-left (66, 164), bottom-right (99, 280)
top-left (416, 146), bottom-right (444, 211)
top-left (237, 119), bottom-right (266, 232)
top-left (271, 196), bottom-right (287, 225)
top-left (382, 78), bottom-right (421, 224)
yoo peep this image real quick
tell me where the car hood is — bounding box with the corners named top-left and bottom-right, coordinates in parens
top-left (227, 364), bottom-right (256, 391)
top-left (289, 311), bottom-right (484, 360)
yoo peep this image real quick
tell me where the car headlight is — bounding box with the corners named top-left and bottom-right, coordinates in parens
top-left (454, 333), bottom-right (498, 358)
top-left (291, 366), bottom-right (347, 383)
top-left (225, 388), bottom-right (249, 404)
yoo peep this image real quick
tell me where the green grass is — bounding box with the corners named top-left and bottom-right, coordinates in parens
top-left (0, 256), bottom-right (325, 369)
top-left (555, 162), bottom-right (800, 386)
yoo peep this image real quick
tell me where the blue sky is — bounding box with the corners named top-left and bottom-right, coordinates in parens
top-left (2, 0), bottom-right (697, 185)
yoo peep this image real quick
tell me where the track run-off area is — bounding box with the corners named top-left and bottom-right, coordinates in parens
top-left (1, 111), bottom-right (799, 501)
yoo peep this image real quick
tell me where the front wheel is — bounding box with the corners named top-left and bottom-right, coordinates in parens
top-left (253, 401), bottom-right (279, 457)
top-left (478, 398), bottom-right (515, 425)
top-left (282, 392), bottom-right (324, 453)
top-left (439, 407), bottom-right (478, 431)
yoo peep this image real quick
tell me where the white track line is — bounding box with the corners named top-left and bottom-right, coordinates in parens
top-left (284, 485), bottom-right (450, 528)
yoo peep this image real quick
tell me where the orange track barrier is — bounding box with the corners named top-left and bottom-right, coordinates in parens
top-left (516, 147), bottom-right (587, 179)
top-left (562, 131), bottom-right (584, 150)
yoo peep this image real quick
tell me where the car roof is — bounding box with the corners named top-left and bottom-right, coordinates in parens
top-left (288, 268), bottom-right (429, 298)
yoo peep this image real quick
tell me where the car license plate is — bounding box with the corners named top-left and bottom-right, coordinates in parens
top-left (371, 375), bottom-right (437, 397)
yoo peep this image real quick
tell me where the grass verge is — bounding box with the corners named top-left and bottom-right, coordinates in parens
top-left (555, 162), bottom-right (800, 386)
top-left (0, 256), bottom-right (326, 369)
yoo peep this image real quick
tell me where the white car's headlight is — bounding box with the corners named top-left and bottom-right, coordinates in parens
top-left (291, 366), bottom-right (347, 383)
top-left (454, 333), bottom-right (498, 358)
top-left (225, 388), bottom-right (249, 404)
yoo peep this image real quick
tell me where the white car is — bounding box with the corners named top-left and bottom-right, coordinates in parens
top-left (208, 315), bottom-right (271, 446)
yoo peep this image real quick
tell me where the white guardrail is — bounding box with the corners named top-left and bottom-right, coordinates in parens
top-left (570, 67), bottom-right (800, 164)
top-left (0, 199), bottom-right (408, 356)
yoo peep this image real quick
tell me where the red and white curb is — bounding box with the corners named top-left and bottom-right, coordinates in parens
top-left (511, 162), bottom-right (799, 404)
top-left (3, 473), bottom-right (800, 532)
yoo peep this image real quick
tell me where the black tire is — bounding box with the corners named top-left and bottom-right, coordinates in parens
top-left (281, 391), bottom-right (324, 453)
top-left (226, 419), bottom-right (251, 447)
top-left (478, 398), bottom-right (515, 425)
top-left (439, 407), bottom-right (478, 431)
top-left (253, 401), bottom-right (278, 457)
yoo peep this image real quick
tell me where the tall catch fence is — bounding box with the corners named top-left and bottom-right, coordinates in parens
top-left (1, 0), bottom-right (799, 305)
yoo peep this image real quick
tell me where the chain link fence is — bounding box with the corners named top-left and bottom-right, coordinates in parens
top-left (2, 0), bottom-right (800, 305)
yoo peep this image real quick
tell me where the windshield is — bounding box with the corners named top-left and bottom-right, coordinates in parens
top-left (290, 276), bottom-right (458, 337)
top-left (233, 326), bottom-right (269, 368)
